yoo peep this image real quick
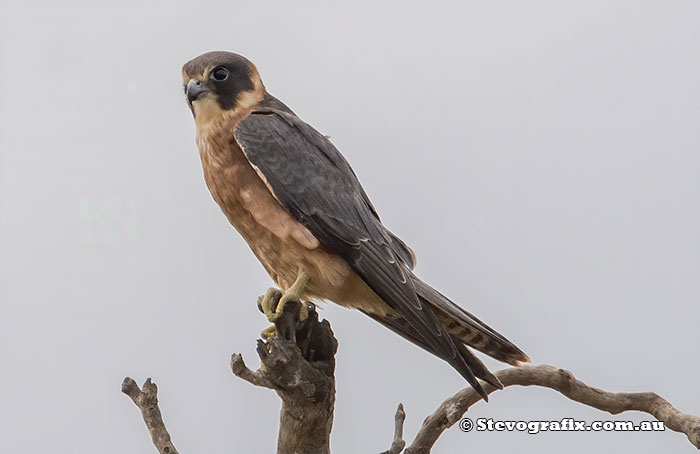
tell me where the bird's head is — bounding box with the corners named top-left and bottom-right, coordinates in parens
top-left (182, 51), bottom-right (265, 128)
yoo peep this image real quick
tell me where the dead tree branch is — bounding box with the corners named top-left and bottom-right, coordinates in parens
top-left (404, 364), bottom-right (700, 453)
top-left (232, 299), bottom-right (338, 454)
top-left (122, 298), bottom-right (699, 453)
top-left (381, 403), bottom-right (407, 454)
top-left (121, 377), bottom-right (178, 454)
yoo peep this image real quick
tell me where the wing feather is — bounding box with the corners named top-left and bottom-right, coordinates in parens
top-left (234, 108), bottom-right (455, 360)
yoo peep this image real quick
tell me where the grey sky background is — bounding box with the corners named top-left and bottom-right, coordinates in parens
top-left (1, 1), bottom-right (698, 452)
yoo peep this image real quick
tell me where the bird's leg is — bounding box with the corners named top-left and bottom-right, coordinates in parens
top-left (256, 270), bottom-right (310, 338)
top-left (257, 288), bottom-right (282, 338)
top-left (258, 288), bottom-right (282, 322)
top-left (275, 269), bottom-right (309, 321)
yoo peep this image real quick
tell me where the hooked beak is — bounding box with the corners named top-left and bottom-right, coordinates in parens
top-left (186, 79), bottom-right (211, 103)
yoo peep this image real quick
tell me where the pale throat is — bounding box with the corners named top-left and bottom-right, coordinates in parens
top-left (190, 76), bottom-right (266, 131)
top-left (192, 96), bottom-right (225, 129)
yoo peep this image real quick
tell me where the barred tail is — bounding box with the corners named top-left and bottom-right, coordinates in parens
top-left (412, 278), bottom-right (530, 365)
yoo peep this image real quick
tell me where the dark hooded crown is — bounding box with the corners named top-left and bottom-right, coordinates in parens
top-left (182, 51), bottom-right (256, 110)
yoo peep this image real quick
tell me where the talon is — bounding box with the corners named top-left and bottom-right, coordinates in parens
top-left (274, 291), bottom-right (300, 320)
top-left (258, 270), bottom-right (310, 323)
top-left (261, 325), bottom-right (277, 339)
top-left (258, 288), bottom-right (282, 322)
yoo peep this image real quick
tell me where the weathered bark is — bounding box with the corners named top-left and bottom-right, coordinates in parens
top-left (232, 300), bottom-right (337, 454)
top-left (122, 296), bottom-right (700, 453)
top-left (380, 404), bottom-right (407, 454)
top-left (121, 377), bottom-right (178, 454)
top-left (403, 365), bottom-right (700, 453)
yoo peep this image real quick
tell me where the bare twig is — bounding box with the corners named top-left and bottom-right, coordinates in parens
top-left (230, 353), bottom-right (277, 389)
top-left (381, 403), bottom-right (407, 454)
top-left (405, 364), bottom-right (700, 453)
top-left (121, 377), bottom-right (178, 454)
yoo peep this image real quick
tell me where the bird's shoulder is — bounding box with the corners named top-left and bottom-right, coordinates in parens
top-left (234, 95), bottom-right (417, 270)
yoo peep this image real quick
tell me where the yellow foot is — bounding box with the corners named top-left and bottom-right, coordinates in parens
top-left (257, 288), bottom-right (283, 323)
top-left (261, 324), bottom-right (277, 340)
top-left (256, 279), bottom-right (310, 324)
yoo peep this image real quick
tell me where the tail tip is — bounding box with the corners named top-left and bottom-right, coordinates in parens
top-left (509, 352), bottom-right (531, 367)
top-left (477, 385), bottom-right (489, 402)
top-left (520, 354), bottom-right (532, 364)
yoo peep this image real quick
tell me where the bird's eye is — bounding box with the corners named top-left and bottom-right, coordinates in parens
top-left (210, 67), bottom-right (229, 81)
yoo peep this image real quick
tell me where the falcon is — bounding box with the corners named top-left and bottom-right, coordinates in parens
top-left (182, 51), bottom-right (529, 400)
